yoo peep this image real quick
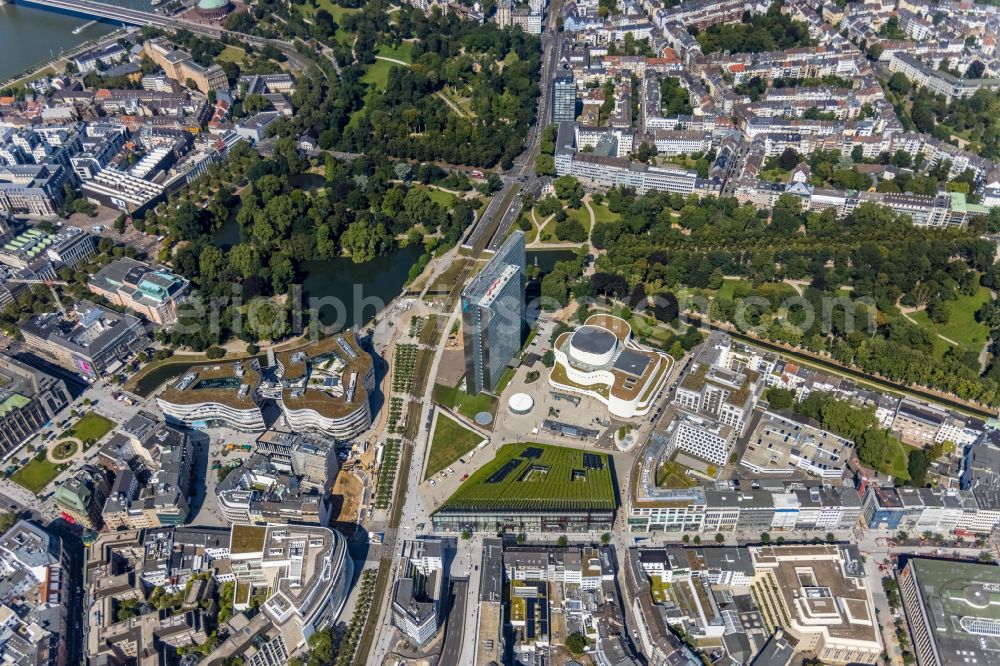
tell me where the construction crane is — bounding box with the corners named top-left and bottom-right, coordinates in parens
top-left (5, 278), bottom-right (69, 314)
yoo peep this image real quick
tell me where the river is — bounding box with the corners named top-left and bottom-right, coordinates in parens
top-left (0, 0), bottom-right (154, 83)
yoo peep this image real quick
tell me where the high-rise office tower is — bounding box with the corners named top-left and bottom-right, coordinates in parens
top-left (461, 231), bottom-right (526, 395)
top-left (553, 75), bottom-right (577, 124)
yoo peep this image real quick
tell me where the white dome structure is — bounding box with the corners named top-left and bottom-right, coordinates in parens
top-left (568, 325), bottom-right (618, 366)
top-left (508, 392), bottom-right (534, 415)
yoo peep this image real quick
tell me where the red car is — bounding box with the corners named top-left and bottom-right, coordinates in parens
top-left (461, 473), bottom-right (469, 481)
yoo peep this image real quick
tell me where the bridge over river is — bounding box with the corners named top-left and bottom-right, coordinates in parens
top-left (10, 0), bottom-right (312, 71)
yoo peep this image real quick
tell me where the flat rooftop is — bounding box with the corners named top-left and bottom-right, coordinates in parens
top-left (741, 411), bottom-right (851, 476)
top-left (906, 558), bottom-right (1000, 665)
top-left (752, 545), bottom-right (880, 646)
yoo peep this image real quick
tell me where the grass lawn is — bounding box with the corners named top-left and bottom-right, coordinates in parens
top-left (908, 286), bottom-right (992, 355)
top-left (882, 438), bottom-right (912, 483)
top-left (502, 50), bottom-right (520, 67)
top-left (425, 412), bottom-right (484, 479)
top-left (494, 368), bottom-right (516, 394)
top-left (418, 314), bottom-right (444, 347)
top-left (216, 45), bottom-right (246, 65)
top-left (545, 207), bottom-right (589, 242)
top-left (430, 258), bottom-right (470, 292)
top-left (12, 457), bottom-right (62, 495)
top-left (759, 167), bottom-right (790, 183)
top-left (376, 42), bottom-right (414, 64)
top-left (334, 29), bottom-right (356, 47)
top-left (659, 154), bottom-right (704, 171)
top-left (568, 207), bottom-right (591, 232)
top-left (590, 201), bottom-right (620, 224)
top-left (63, 413), bottom-right (116, 445)
top-left (522, 214), bottom-right (539, 243)
top-left (362, 58), bottom-right (403, 91)
top-left (421, 187), bottom-right (455, 209)
top-left (650, 576), bottom-right (671, 604)
top-left (438, 443), bottom-right (616, 511)
top-left (656, 459), bottom-right (697, 488)
top-left (433, 382), bottom-right (498, 421)
top-left (346, 107), bottom-right (365, 131)
top-left (716, 278), bottom-right (746, 301)
top-left (297, 0), bottom-right (360, 21)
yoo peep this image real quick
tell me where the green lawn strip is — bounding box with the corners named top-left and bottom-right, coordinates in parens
top-left (297, 0), bottom-right (360, 21)
top-left (884, 437), bottom-right (913, 483)
top-left (334, 29), bottom-right (356, 47)
top-left (12, 457), bottom-right (62, 495)
top-left (216, 45), bottom-right (246, 65)
top-left (433, 382), bottom-right (498, 420)
top-left (63, 413), bottom-right (116, 446)
top-left (424, 412), bottom-right (483, 479)
top-left (570, 206), bottom-right (591, 233)
top-left (361, 59), bottom-right (399, 90)
top-left (494, 367), bottom-right (516, 395)
top-left (759, 167), bottom-right (790, 183)
top-left (656, 460), bottom-right (697, 488)
top-left (546, 207), bottom-right (589, 242)
top-left (438, 442), bottom-right (616, 511)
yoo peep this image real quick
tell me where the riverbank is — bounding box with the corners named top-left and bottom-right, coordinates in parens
top-left (0, 0), bottom-right (156, 85)
top-left (0, 26), bottom-right (128, 90)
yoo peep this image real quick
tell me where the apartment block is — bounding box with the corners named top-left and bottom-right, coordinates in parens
top-left (391, 539), bottom-right (445, 645)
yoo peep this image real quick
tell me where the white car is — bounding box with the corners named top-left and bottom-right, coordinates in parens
top-left (430, 479), bottom-right (436, 486)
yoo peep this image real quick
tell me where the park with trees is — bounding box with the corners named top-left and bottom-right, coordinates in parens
top-left (578, 187), bottom-right (1000, 406)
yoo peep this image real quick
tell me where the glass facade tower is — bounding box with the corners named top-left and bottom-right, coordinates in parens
top-left (552, 75), bottom-right (576, 124)
top-left (461, 230), bottom-right (526, 395)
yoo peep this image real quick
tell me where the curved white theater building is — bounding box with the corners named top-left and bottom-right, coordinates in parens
top-left (549, 314), bottom-right (670, 419)
top-left (156, 359), bottom-right (266, 432)
top-left (273, 331), bottom-right (376, 439)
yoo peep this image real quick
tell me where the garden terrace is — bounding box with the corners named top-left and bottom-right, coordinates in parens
top-left (159, 361), bottom-right (261, 407)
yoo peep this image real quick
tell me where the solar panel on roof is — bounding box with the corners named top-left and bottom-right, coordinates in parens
top-left (583, 453), bottom-right (603, 470)
top-left (486, 458), bottom-right (522, 484)
top-left (521, 446), bottom-right (543, 459)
